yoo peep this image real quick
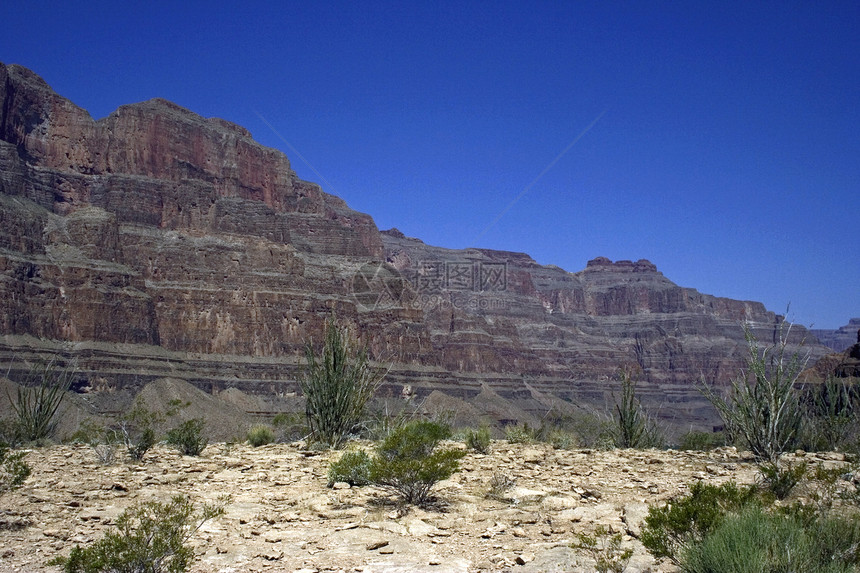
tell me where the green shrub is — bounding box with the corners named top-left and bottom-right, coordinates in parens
top-left (505, 423), bottom-right (537, 444)
top-left (464, 425), bottom-right (491, 453)
top-left (327, 449), bottom-right (372, 487)
top-left (120, 403), bottom-right (163, 462)
top-left (701, 321), bottom-right (805, 464)
top-left (247, 425), bottom-right (274, 447)
top-left (301, 316), bottom-right (384, 448)
top-left (758, 460), bottom-right (807, 500)
top-left (640, 480), bottom-right (759, 565)
top-left (679, 430), bottom-right (726, 451)
top-left (612, 367), bottom-right (663, 449)
top-left (574, 525), bottom-right (633, 573)
top-left (682, 505), bottom-right (860, 573)
top-left (0, 444), bottom-right (30, 495)
top-left (368, 420), bottom-right (465, 505)
top-left (165, 418), bottom-right (207, 457)
top-left (57, 495), bottom-right (227, 573)
top-left (6, 359), bottom-right (74, 444)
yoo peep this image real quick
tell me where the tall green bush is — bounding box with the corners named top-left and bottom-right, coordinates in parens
top-left (301, 317), bottom-right (384, 448)
top-left (701, 321), bottom-right (806, 464)
top-left (802, 376), bottom-right (858, 452)
top-left (6, 359), bottom-right (74, 444)
top-left (612, 368), bottom-right (663, 449)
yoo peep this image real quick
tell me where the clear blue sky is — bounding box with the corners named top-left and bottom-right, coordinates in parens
top-left (3, 2), bottom-right (858, 328)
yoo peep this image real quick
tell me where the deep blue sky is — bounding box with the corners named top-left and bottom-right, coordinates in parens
top-left (3, 2), bottom-right (858, 328)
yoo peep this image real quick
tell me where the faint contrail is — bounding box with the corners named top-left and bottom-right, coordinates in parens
top-left (253, 110), bottom-right (339, 195)
top-left (473, 109), bottom-right (607, 245)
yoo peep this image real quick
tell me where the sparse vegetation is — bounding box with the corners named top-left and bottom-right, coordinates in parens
top-left (246, 424), bottom-right (274, 447)
top-left (612, 367), bottom-right (663, 449)
top-left (6, 359), bottom-right (74, 445)
top-left (504, 423), bottom-right (537, 444)
top-left (271, 412), bottom-right (308, 443)
top-left (701, 321), bottom-right (806, 464)
top-left (640, 480), bottom-right (758, 565)
top-left (642, 468), bottom-right (860, 572)
top-left (0, 444), bottom-right (30, 496)
top-left (57, 494), bottom-right (228, 573)
top-left (165, 418), bottom-right (207, 456)
top-left (801, 376), bottom-right (859, 453)
top-left (758, 459), bottom-right (807, 500)
top-left (71, 419), bottom-right (121, 465)
top-left (574, 525), bottom-right (633, 573)
top-left (120, 402), bottom-right (163, 462)
top-left (300, 316), bottom-right (385, 449)
top-left (463, 425), bottom-right (491, 453)
top-left (682, 505), bottom-right (860, 573)
top-left (678, 429), bottom-right (726, 451)
top-left (324, 420), bottom-right (465, 504)
top-left (485, 472), bottom-right (517, 500)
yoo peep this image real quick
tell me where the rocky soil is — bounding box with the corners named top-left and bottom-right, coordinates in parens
top-left (3, 441), bottom-right (849, 573)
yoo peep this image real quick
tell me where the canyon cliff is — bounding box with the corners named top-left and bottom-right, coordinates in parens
top-left (0, 62), bottom-right (831, 432)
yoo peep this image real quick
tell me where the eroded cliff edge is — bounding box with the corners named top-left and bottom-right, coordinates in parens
top-left (0, 62), bottom-right (830, 431)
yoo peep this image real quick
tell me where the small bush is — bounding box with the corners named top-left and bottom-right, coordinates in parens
top-left (640, 480), bottom-right (758, 565)
top-left (247, 425), bottom-right (274, 447)
top-left (485, 472), bottom-right (516, 500)
top-left (679, 430), bottom-right (726, 451)
top-left (574, 525), bottom-right (633, 573)
top-left (58, 495), bottom-right (227, 573)
top-left (545, 428), bottom-right (579, 450)
top-left (166, 418), bottom-right (207, 457)
top-left (464, 425), bottom-right (491, 453)
top-left (759, 460), bottom-right (807, 500)
top-left (71, 419), bottom-right (120, 465)
top-left (301, 316), bottom-right (384, 448)
top-left (0, 444), bottom-right (30, 496)
top-left (120, 403), bottom-right (163, 462)
top-left (368, 420), bottom-right (465, 505)
top-left (327, 449), bottom-right (372, 487)
top-left (505, 423), bottom-right (537, 444)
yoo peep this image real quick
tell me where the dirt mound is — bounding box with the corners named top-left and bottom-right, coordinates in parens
top-left (133, 378), bottom-right (256, 441)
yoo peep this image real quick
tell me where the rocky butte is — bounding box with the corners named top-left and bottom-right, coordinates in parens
top-left (0, 62), bottom-right (833, 435)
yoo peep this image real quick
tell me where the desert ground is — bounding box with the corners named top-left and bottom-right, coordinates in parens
top-left (4, 439), bottom-right (849, 573)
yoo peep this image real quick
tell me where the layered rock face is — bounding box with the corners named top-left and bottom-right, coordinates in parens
top-left (0, 62), bottom-right (831, 430)
top-left (812, 319), bottom-right (860, 352)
